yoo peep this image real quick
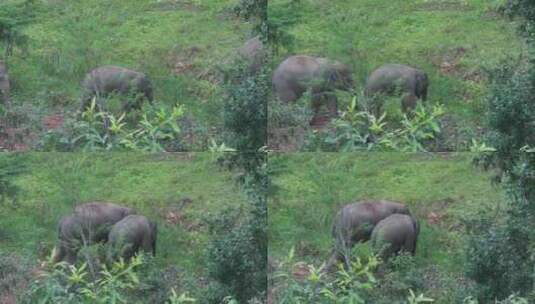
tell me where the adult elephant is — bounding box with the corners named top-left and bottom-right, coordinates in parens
top-left (0, 61), bottom-right (10, 105)
top-left (52, 202), bottom-right (135, 264)
top-left (364, 64), bottom-right (429, 113)
top-left (371, 214), bottom-right (419, 261)
top-left (238, 36), bottom-right (266, 73)
top-left (107, 215), bottom-right (157, 261)
top-left (325, 200), bottom-right (411, 272)
top-left (80, 65), bottom-right (153, 113)
top-left (272, 55), bottom-right (353, 124)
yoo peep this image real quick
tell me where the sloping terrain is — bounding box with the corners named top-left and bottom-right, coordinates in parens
top-left (268, 0), bottom-right (525, 150)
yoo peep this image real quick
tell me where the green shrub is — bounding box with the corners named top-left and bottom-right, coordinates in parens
top-left (467, 55), bottom-right (535, 301)
top-left (23, 254), bottom-right (196, 304)
top-left (0, 0), bottom-right (37, 57)
top-left (306, 96), bottom-right (444, 152)
top-left (0, 251), bottom-right (33, 300)
top-left (37, 99), bottom-right (186, 152)
top-left (204, 188), bottom-right (267, 303)
top-left (221, 61), bottom-right (268, 152)
top-left (273, 248), bottom-right (379, 303)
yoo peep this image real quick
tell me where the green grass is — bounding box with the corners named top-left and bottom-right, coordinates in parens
top-left (269, 0), bottom-right (525, 147)
top-left (5, 0), bottom-right (252, 134)
top-left (268, 153), bottom-right (504, 274)
top-left (0, 153), bottom-right (248, 274)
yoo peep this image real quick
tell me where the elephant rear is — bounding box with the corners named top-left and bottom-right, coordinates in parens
top-left (108, 215), bottom-right (157, 261)
top-left (371, 213), bottom-right (419, 260)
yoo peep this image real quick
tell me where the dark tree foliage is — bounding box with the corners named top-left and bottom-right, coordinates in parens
top-left (0, 0), bottom-right (36, 58)
top-left (222, 62), bottom-right (268, 153)
top-left (205, 154), bottom-right (267, 303)
top-left (502, 0), bottom-right (535, 35)
top-left (466, 54), bottom-right (535, 300)
top-left (479, 59), bottom-right (535, 176)
top-left (208, 39), bottom-right (268, 301)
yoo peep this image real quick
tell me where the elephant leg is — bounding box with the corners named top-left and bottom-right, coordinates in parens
top-left (324, 249), bottom-right (343, 273)
top-left (141, 236), bottom-right (154, 256)
top-left (420, 86), bottom-right (428, 102)
top-left (276, 84), bottom-right (298, 103)
top-left (404, 234), bottom-right (417, 255)
top-left (326, 94), bottom-right (338, 118)
top-left (401, 94), bottom-right (418, 113)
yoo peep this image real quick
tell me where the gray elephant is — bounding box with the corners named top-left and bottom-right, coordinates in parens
top-left (371, 213), bottom-right (419, 261)
top-left (80, 65), bottom-right (153, 113)
top-left (364, 64), bottom-right (429, 113)
top-left (108, 215), bottom-right (157, 261)
top-left (272, 55), bottom-right (353, 123)
top-left (52, 202), bottom-right (135, 264)
top-left (238, 36), bottom-right (266, 73)
top-left (0, 61), bottom-right (10, 105)
top-left (325, 200), bottom-right (411, 271)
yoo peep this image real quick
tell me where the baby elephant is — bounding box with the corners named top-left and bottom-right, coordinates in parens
top-left (325, 200), bottom-right (411, 271)
top-left (108, 215), bottom-right (157, 261)
top-left (371, 214), bottom-right (419, 261)
top-left (0, 61), bottom-right (10, 105)
top-left (365, 64), bottom-right (429, 114)
top-left (81, 65), bottom-right (153, 112)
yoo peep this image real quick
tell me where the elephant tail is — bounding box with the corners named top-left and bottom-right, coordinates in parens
top-left (412, 217), bottom-right (420, 254)
top-left (150, 221), bottom-right (157, 256)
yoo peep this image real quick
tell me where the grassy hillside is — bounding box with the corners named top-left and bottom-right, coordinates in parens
top-left (268, 0), bottom-right (525, 150)
top-left (2, 0), bottom-right (254, 149)
top-left (268, 153), bottom-right (505, 301)
top-left (0, 153), bottom-right (247, 274)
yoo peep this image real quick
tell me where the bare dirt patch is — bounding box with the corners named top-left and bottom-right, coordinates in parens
top-left (159, 198), bottom-right (202, 231)
top-left (149, 0), bottom-right (204, 12)
top-left (42, 114), bottom-right (64, 130)
top-left (268, 127), bottom-right (307, 152)
top-left (416, 1), bottom-right (473, 12)
top-left (167, 45), bottom-right (202, 76)
top-left (418, 197), bottom-right (455, 227)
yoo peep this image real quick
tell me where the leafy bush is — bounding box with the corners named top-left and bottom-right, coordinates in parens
top-left (0, 0), bottom-right (37, 57)
top-left (23, 255), bottom-right (196, 304)
top-left (272, 248), bottom-right (379, 304)
top-left (38, 99), bottom-right (186, 152)
top-left (221, 60), bottom-right (268, 152)
top-left (467, 55), bottom-right (535, 301)
top-left (0, 251), bottom-right (33, 300)
top-left (204, 174), bottom-right (267, 303)
top-left (501, 0), bottom-right (535, 34)
top-left (306, 96), bottom-right (444, 152)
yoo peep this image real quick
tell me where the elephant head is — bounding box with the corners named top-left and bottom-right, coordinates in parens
top-left (364, 64), bottom-right (429, 114)
top-left (325, 61), bottom-right (354, 92)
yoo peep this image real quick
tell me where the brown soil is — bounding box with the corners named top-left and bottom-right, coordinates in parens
top-left (42, 114), bottom-right (64, 130)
